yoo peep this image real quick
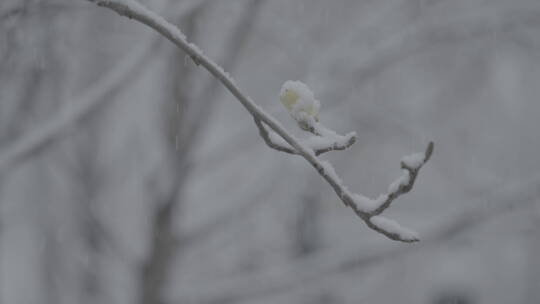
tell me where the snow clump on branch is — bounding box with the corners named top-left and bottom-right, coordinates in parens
top-left (280, 80), bottom-right (321, 131)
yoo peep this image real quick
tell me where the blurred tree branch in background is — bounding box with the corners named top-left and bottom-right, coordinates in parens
top-left (139, 1), bottom-right (264, 303)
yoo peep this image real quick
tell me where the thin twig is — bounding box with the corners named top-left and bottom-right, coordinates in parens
top-left (253, 117), bottom-right (296, 154)
top-left (371, 141), bottom-right (434, 216)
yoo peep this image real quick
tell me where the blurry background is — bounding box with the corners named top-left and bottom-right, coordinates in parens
top-left (1, 0), bottom-right (540, 303)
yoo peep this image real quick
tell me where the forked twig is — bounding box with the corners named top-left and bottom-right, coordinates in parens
top-left (254, 117), bottom-right (356, 156)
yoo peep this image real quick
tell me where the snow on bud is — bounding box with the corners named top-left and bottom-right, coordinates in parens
top-left (279, 80), bottom-right (320, 130)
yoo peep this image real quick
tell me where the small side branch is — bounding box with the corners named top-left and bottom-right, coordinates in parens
top-left (343, 142), bottom-right (433, 242)
top-left (254, 117), bottom-right (356, 156)
top-left (372, 141), bottom-right (434, 216)
top-left (254, 117), bottom-right (296, 154)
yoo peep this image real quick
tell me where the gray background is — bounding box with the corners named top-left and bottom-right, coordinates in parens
top-left (1, 0), bottom-right (539, 303)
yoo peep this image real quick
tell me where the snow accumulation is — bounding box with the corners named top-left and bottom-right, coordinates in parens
top-left (122, 0), bottom-right (187, 41)
top-left (388, 169), bottom-right (411, 193)
top-left (122, 0), bottom-right (244, 91)
top-left (370, 215), bottom-right (419, 241)
top-left (279, 80), bottom-right (320, 120)
top-left (268, 130), bottom-right (289, 147)
top-left (301, 131), bottom-right (355, 150)
top-left (213, 64), bottom-right (238, 86)
top-left (401, 152), bottom-right (425, 169)
top-left (302, 136), bottom-right (334, 150)
top-left (280, 81), bottom-right (316, 104)
top-left (312, 122), bottom-right (335, 137)
top-left (187, 42), bottom-right (203, 55)
top-left (351, 193), bottom-right (389, 213)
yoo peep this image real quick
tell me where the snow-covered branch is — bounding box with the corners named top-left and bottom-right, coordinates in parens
top-left (87, 0), bottom-right (433, 242)
top-left (254, 117), bottom-right (356, 156)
